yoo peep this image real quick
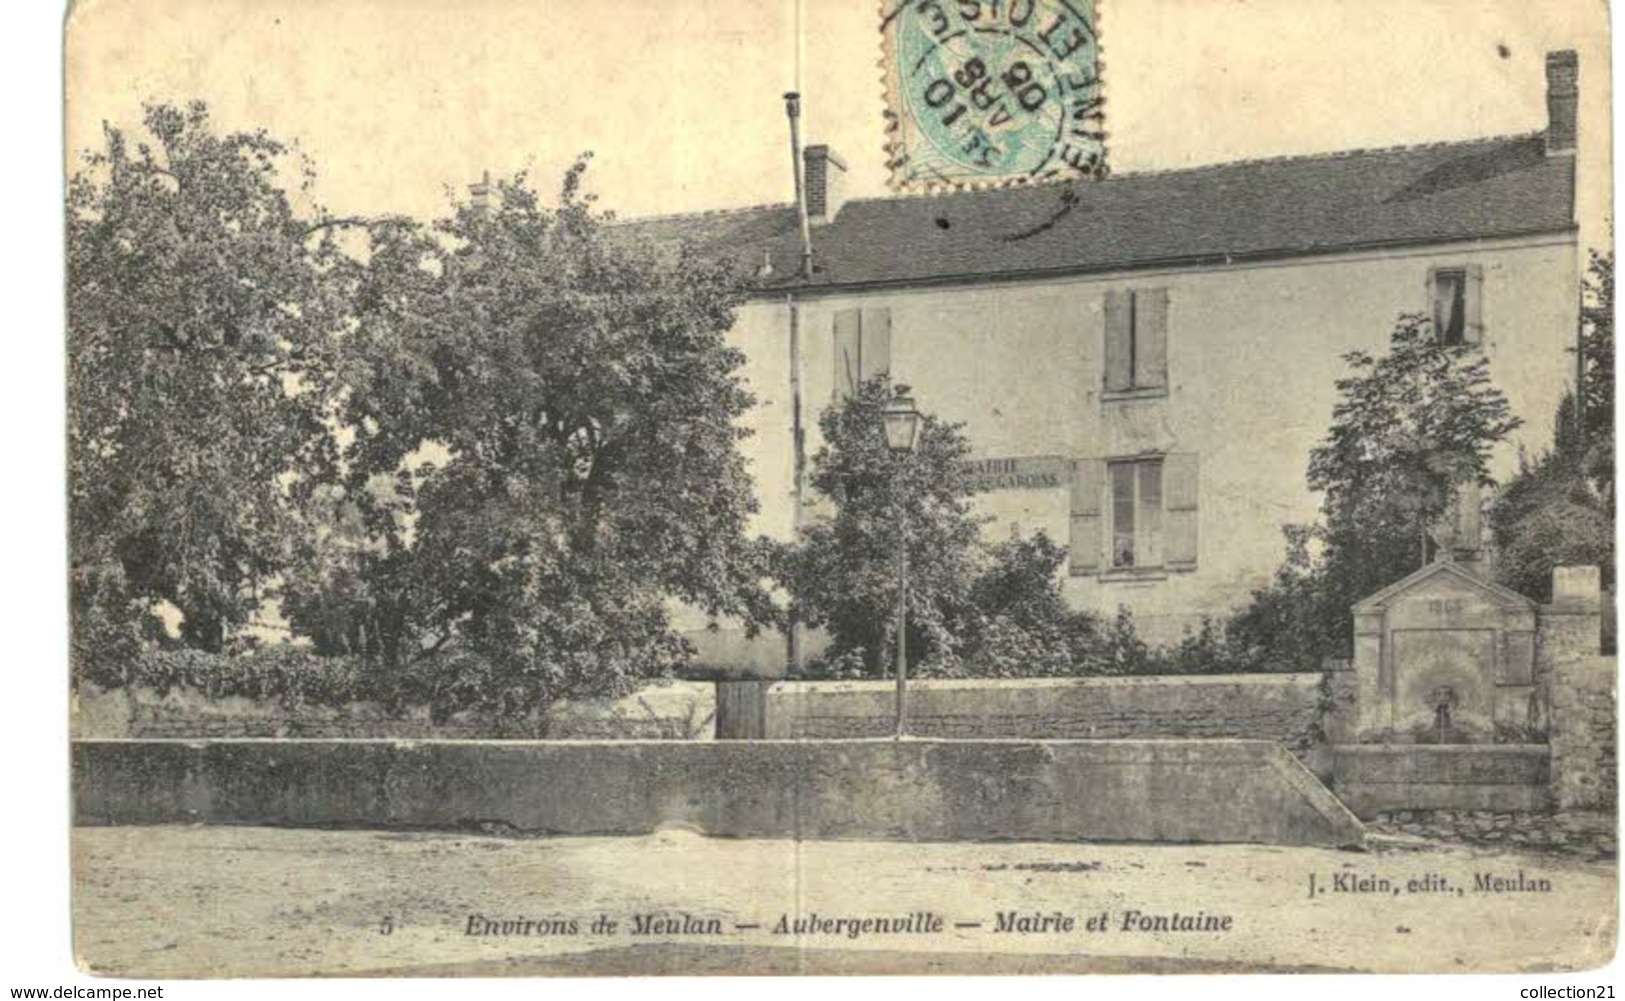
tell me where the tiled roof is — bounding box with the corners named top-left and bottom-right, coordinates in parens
top-left (615, 134), bottom-right (1575, 293)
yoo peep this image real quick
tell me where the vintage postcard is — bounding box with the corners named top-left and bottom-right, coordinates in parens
top-left (66, 0), bottom-right (1616, 979)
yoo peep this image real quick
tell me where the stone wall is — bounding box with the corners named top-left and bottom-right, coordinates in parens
top-left (1329, 744), bottom-right (1551, 818)
top-left (1549, 654), bottom-right (1617, 809)
top-left (1545, 567), bottom-right (1616, 810)
top-left (1367, 809), bottom-right (1614, 860)
top-left (763, 674), bottom-right (1324, 747)
top-left (72, 737), bottom-right (1364, 848)
top-left (71, 682), bottom-right (716, 741)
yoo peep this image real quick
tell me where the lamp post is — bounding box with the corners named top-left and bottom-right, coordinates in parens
top-left (880, 384), bottom-right (923, 739)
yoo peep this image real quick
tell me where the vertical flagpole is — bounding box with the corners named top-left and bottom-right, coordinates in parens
top-left (795, 0), bottom-right (804, 97)
top-left (784, 0), bottom-right (811, 671)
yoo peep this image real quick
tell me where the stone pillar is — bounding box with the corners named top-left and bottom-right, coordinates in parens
top-left (1543, 566), bottom-right (1615, 810)
top-left (1351, 608), bottom-right (1387, 741)
top-left (1320, 657), bottom-right (1358, 745)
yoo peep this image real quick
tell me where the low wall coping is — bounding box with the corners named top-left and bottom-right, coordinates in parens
top-left (75, 736), bottom-right (1310, 749)
top-left (1331, 744), bottom-right (1551, 758)
top-left (769, 673), bottom-right (1322, 695)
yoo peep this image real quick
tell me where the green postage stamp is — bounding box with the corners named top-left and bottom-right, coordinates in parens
top-left (881, 0), bottom-right (1106, 189)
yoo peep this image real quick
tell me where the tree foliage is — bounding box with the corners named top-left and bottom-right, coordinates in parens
top-left (278, 160), bottom-right (772, 713)
top-left (68, 102), bottom-right (350, 669)
top-left (1309, 314), bottom-right (1522, 564)
top-left (1229, 315), bottom-right (1523, 667)
top-left (1581, 250), bottom-right (1614, 457)
top-left (1578, 250), bottom-right (1615, 513)
top-left (779, 377), bottom-right (986, 674)
top-left (70, 105), bottom-right (776, 712)
top-left (780, 383), bottom-right (1264, 678)
top-left (1490, 251), bottom-right (1614, 603)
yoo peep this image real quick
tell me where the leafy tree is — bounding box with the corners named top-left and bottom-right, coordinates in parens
top-left (1579, 250), bottom-right (1614, 510)
top-left (1224, 525), bottom-right (1353, 670)
top-left (1580, 251), bottom-right (1614, 453)
top-left (1228, 315), bottom-right (1522, 667)
top-left (781, 377), bottom-right (985, 675)
top-left (284, 160), bottom-right (772, 715)
top-left (1489, 251), bottom-right (1614, 604)
top-left (1309, 314), bottom-right (1522, 570)
top-left (68, 102), bottom-right (351, 668)
top-left (1493, 485), bottom-right (1612, 600)
top-left (782, 383), bottom-right (1287, 679)
top-left (951, 531), bottom-right (1080, 678)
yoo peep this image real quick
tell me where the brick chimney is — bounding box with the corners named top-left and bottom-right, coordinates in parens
top-left (1545, 50), bottom-right (1578, 154)
top-left (803, 145), bottom-right (848, 224)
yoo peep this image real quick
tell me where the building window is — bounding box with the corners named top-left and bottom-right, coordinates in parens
top-left (1429, 266), bottom-right (1483, 347)
top-left (1433, 269), bottom-right (1468, 345)
top-left (1104, 288), bottom-right (1169, 394)
top-left (1109, 458), bottom-right (1163, 568)
top-left (1070, 453), bottom-right (1198, 576)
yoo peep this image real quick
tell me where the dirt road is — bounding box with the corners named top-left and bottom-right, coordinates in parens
top-left (71, 825), bottom-right (1616, 976)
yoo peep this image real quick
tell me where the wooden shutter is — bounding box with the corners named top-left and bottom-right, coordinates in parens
top-left (833, 308), bottom-right (862, 399)
top-left (860, 307), bottom-right (892, 382)
top-left (1069, 458), bottom-right (1105, 574)
top-left (1103, 291), bottom-right (1133, 392)
top-left (1164, 452), bottom-right (1199, 568)
top-left (1134, 288), bottom-right (1168, 389)
top-left (1462, 264), bottom-right (1485, 346)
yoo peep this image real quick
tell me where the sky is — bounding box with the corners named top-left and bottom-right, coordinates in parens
top-left (66, 0), bottom-right (1611, 243)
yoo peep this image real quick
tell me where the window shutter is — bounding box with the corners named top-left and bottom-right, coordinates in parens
top-left (1463, 264), bottom-right (1485, 346)
top-left (833, 308), bottom-right (862, 399)
top-left (860, 307), bottom-right (892, 382)
top-left (1164, 452), bottom-right (1199, 568)
top-left (1133, 288), bottom-right (1168, 389)
top-left (1069, 458), bottom-right (1105, 574)
top-left (1103, 291), bottom-right (1133, 392)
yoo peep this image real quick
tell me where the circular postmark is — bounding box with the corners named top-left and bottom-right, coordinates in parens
top-left (885, 0), bottom-right (1105, 187)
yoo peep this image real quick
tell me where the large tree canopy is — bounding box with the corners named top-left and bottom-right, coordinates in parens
top-left (281, 159), bottom-right (772, 713)
top-left (68, 102), bottom-right (351, 662)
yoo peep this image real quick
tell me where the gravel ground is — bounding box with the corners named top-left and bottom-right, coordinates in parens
top-left (71, 825), bottom-right (1617, 977)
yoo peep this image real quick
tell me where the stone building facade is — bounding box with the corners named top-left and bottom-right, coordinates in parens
top-left (625, 52), bottom-right (1583, 665)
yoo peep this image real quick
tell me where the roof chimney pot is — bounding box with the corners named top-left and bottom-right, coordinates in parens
top-left (470, 169), bottom-right (494, 211)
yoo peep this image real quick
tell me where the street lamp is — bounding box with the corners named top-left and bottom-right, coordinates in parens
top-left (880, 385), bottom-right (922, 739)
top-left (881, 384), bottom-right (923, 454)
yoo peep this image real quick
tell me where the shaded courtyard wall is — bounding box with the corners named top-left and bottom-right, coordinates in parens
top-left (72, 738), bottom-right (1365, 848)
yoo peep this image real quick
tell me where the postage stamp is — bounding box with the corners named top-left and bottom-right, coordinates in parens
top-left (881, 0), bottom-right (1106, 189)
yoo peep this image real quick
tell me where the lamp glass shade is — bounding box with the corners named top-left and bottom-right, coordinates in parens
top-left (881, 388), bottom-right (922, 453)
